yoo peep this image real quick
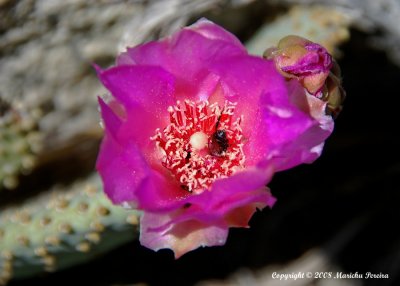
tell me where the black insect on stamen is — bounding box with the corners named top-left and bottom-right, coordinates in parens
top-left (180, 185), bottom-right (190, 192)
top-left (209, 129), bottom-right (229, 156)
top-left (185, 151), bottom-right (191, 160)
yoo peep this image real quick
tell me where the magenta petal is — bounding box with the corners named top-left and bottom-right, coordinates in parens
top-left (117, 19), bottom-right (246, 72)
top-left (116, 20), bottom-right (246, 102)
top-left (270, 81), bottom-right (335, 170)
top-left (145, 167), bottom-right (276, 233)
top-left (258, 88), bottom-right (315, 146)
top-left (98, 65), bottom-right (175, 113)
top-left (243, 86), bottom-right (314, 167)
top-left (207, 55), bottom-right (287, 131)
top-left (117, 40), bottom-right (169, 67)
top-left (192, 166), bottom-right (275, 210)
top-left (117, 104), bottom-right (166, 163)
top-left (98, 65), bottom-right (176, 157)
top-left (188, 18), bottom-right (245, 47)
top-left (160, 188), bottom-right (273, 232)
top-left (270, 126), bottom-right (330, 171)
top-left (98, 97), bottom-right (122, 141)
top-left (134, 169), bottom-right (190, 211)
top-left (96, 136), bottom-right (149, 204)
top-left (97, 134), bottom-right (189, 208)
top-left (138, 168), bottom-right (276, 258)
top-left (140, 211), bottom-right (228, 258)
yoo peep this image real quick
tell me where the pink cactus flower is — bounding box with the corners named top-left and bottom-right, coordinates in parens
top-left (96, 19), bottom-right (336, 258)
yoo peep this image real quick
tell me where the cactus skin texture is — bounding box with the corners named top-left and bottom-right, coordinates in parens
top-left (0, 103), bottom-right (43, 190)
top-left (246, 5), bottom-right (351, 56)
top-left (0, 174), bottom-right (140, 285)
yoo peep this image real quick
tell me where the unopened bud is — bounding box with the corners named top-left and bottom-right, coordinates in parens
top-left (265, 35), bottom-right (345, 117)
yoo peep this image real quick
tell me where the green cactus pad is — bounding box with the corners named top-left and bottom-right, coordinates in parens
top-left (0, 174), bottom-right (140, 284)
top-left (0, 105), bottom-right (43, 190)
top-left (246, 5), bottom-right (351, 56)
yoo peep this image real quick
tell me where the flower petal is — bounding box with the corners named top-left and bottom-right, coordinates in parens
top-left (96, 136), bottom-right (149, 204)
top-left (98, 97), bottom-right (122, 141)
top-left (191, 166), bottom-right (275, 212)
top-left (97, 134), bottom-right (190, 208)
top-left (142, 167), bottom-right (276, 236)
top-left (116, 19), bottom-right (246, 102)
top-left (206, 55), bottom-right (287, 132)
top-left (249, 87), bottom-right (331, 170)
top-left (98, 65), bottom-right (175, 112)
top-left (188, 18), bottom-right (245, 47)
top-left (140, 212), bottom-right (228, 258)
top-left (98, 65), bottom-right (176, 155)
top-left (135, 169), bottom-right (191, 211)
top-left (205, 52), bottom-right (333, 170)
top-left (139, 167), bottom-right (276, 258)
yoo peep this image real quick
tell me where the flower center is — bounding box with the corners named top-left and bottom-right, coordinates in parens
top-left (151, 100), bottom-right (245, 193)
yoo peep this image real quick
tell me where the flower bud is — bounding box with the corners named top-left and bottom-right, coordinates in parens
top-left (320, 62), bottom-right (346, 118)
top-left (265, 35), bottom-right (345, 117)
top-left (264, 35), bottom-right (332, 95)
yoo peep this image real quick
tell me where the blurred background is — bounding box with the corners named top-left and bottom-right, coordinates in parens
top-left (1, 0), bottom-right (399, 285)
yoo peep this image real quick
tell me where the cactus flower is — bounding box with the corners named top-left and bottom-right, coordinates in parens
top-left (96, 19), bottom-right (338, 258)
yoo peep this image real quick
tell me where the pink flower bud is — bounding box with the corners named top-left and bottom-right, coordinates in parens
top-left (264, 35), bottom-right (333, 95)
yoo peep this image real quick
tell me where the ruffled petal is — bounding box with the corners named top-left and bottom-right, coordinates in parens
top-left (162, 188), bottom-right (273, 231)
top-left (117, 19), bottom-right (246, 70)
top-left (188, 18), bottom-right (245, 47)
top-left (141, 167), bottom-right (276, 236)
top-left (116, 19), bottom-right (246, 102)
top-left (224, 203), bottom-right (264, 227)
top-left (139, 167), bottom-right (276, 258)
top-left (191, 166), bottom-right (275, 212)
top-left (140, 212), bottom-right (228, 258)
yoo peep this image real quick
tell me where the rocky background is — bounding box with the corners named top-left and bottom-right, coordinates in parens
top-left (1, 0), bottom-right (400, 285)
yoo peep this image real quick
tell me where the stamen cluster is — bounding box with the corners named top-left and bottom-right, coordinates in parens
top-left (151, 100), bottom-right (245, 193)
